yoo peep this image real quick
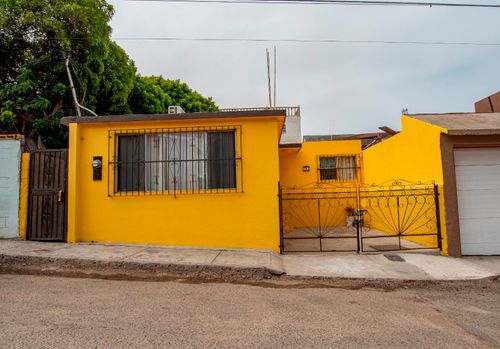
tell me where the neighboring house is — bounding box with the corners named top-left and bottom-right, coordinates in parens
top-left (363, 112), bottom-right (500, 256)
top-left (0, 135), bottom-right (23, 238)
top-left (475, 91), bottom-right (500, 113)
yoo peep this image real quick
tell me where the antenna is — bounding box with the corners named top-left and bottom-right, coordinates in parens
top-left (266, 48), bottom-right (272, 107)
top-left (273, 46), bottom-right (277, 107)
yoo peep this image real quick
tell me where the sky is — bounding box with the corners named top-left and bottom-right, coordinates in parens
top-left (108, 0), bottom-right (500, 136)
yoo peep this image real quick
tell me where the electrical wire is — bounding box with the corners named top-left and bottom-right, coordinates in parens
top-left (112, 36), bottom-right (500, 46)
top-left (126, 0), bottom-right (500, 8)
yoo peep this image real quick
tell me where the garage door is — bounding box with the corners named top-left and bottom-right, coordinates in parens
top-left (455, 148), bottom-right (500, 255)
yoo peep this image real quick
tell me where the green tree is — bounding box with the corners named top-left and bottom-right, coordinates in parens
top-left (0, 0), bottom-right (122, 148)
top-left (0, 0), bottom-right (218, 149)
top-left (128, 76), bottom-right (218, 114)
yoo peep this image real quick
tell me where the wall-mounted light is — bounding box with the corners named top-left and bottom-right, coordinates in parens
top-left (303, 165), bottom-right (310, 172)
top-left (92, 156), bottom-right (102, 180)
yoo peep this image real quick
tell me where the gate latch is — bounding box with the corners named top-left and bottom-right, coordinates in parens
top-left (57, 190), bottom-right (63, 202)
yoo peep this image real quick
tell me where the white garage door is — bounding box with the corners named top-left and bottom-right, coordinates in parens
top-left (455, 148), bottom-right (500, 255)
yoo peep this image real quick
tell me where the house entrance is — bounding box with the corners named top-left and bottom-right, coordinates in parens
top-left (279, 181), bottom-right (442, 253)
top-left (27, 149), bottom-right (68, 241)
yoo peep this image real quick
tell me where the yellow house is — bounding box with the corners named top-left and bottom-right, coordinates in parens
top-left (25, 106), bottom-right (485, 257)
top-left (60, 110), bottom-right (285, 252)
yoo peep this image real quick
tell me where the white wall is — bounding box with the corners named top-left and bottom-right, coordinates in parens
top-left (0, 138), bottom-right (22, 238)
top-left (280, 115), bottom-right (302, 144)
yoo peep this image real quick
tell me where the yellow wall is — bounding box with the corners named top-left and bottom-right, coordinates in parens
top-left (362, 115), bottom-right (449, 255)
top-left (363, 116), bottom-right (447, 185)
top-left (67, 116), bottom-right (283, 252)
top-left (279, 140), bottom-right (362, 188)
top-left (18, 153), bottom-right (30, 240)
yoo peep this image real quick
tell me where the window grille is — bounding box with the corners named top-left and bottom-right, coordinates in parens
top-left (108, 126), bottom-right (242, 196)
top-left (318, 155), bottom-right (359, 181)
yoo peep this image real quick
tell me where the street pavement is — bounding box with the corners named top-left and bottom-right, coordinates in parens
top-left (0, 274), bottom-right (498, 348)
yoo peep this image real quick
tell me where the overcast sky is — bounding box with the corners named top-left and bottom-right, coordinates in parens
top-left (108, 0), bottom-right (500, 135)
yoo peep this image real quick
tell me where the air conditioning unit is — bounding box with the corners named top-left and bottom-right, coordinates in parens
top-left (168, 106), bottom-right (185, 114)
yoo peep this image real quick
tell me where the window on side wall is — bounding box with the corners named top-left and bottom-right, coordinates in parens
top-left (114, 129), bottom-right (238, 194)
top-left (319, 156), bottom-right (357, 181)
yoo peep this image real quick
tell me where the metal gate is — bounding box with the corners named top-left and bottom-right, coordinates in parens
top-left (27, 149), bottom-right (68, 241)
top-left (279, 181), bottom-right (442, 253)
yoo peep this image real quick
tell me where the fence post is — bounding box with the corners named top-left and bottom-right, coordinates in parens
top-left (434, 184), bottom-right (443, 251)
top-left (356, 183), bottom-right (361, 253)
top-left (278, 182), bottom-right (284, 254)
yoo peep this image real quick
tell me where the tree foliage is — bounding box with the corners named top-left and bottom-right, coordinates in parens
top-left (0, 0), bottom-right (218, 149)
top-left (128, 76), bottom-right (218, 115)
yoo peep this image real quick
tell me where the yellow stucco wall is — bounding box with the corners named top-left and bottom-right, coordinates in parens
top-left (67, 116), bottom-right (283, 252)
top-left (362, 115), bottom-right (449, 254)
top-left (363, 116), bottom-right (447, 185)
top-left (279, 140), bottom-right (363, 188)
top-left (18, 153), bottom-right (30, 240)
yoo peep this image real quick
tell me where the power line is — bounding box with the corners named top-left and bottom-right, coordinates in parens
top-left (112, 37), bottom-right (500, 46)
top-left (126, 0), bottom-right (500, 8)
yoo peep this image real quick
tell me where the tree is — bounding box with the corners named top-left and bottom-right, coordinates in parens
top-left (128, 76), bottom-right (218, 114)
top-left (0, 0), bottom-right (218, 149)
top-left (0, 0), bottom-right (120, 148)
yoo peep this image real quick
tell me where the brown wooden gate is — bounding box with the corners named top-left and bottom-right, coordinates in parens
top-left (27, 149), bottom-right (68, 241)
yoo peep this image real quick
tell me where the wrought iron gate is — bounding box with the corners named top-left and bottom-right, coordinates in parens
top-left (279, 181), bottom-right (442, 253)
top-left (27, 149), bottom-right (68, 241)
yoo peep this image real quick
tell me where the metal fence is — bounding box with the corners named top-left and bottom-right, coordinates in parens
top-left (279, 180), bottom-right (442, 253)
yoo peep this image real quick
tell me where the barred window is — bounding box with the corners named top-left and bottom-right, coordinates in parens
top-left (110, 127), bottom-right (240, 195)
top-left (319, 156), bottom-right (357, 181)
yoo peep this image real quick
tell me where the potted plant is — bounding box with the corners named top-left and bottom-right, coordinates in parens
top-left (345, 206), bottom-right (355, 227)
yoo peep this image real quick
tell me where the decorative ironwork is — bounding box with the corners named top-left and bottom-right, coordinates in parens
top-left (279, 181), bottom-right (442, 253)
top-left (280, 186), bottom-right (360, 253)
top-left (107, 125), bottom-right (243, 196)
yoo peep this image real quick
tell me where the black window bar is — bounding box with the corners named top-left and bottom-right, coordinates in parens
top-left (108, 125), bottom-right (242, 196)
top-left (318, 155), bottom-right (359, 182)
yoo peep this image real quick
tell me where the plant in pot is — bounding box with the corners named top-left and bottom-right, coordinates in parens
top-left (345, 206), bottom-right (355, 228)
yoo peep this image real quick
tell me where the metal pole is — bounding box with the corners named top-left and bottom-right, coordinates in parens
top-left (317, 198), bottom-right (322, 252)
top-left (266, 49), bottom-right (272, 107)
top-left (273, 45), bottom-right (277, 107)
top-left (278, 182), bottom-right (284, 254)
top-left (434, 184), bottom-right (443, 251)
top-left (64, 56), bottom-right (81, 117)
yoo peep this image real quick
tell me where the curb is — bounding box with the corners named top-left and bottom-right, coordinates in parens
top-left (1, 253), bottom-right (498, 287)
top-left (0, 254), bottom-right (279, 282)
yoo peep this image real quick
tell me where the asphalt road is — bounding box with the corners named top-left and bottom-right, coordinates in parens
top-left (0, 275), bottom-right (498, 348)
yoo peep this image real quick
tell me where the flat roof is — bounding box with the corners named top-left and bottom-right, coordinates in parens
top-left (60, 110), bottom-right (286, 125)
top-left (409, 112), bottom-right (500, 136)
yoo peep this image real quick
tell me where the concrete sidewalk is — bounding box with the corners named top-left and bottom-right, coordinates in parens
top-left (0, 239), bottom-right (498, 281)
